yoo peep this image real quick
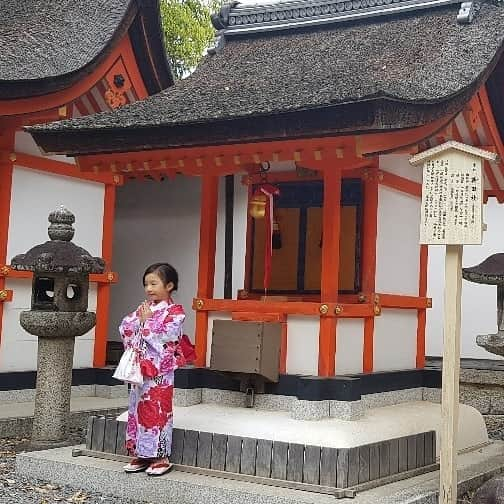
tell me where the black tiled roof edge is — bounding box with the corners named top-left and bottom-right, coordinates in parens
top-left (212, 0), bottom-right (461, 35)
top-left (0, 0), bottom-right (172, 100)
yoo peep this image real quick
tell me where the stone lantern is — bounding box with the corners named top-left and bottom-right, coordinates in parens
top-left (463, 253), bottom-right (504, 357)
top-left (11, 206), bottom-right (105, 447)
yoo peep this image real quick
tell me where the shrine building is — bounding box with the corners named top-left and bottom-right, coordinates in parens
top-left (2, 0), bottom-right (504, 450)
top-left (28, 0), bottom-right (504, 378)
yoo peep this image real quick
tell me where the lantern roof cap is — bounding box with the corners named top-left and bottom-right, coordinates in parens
top-left (463, 254), bottom-right (504, 285)
top-left (10, 206), bottom-right (105, 274)
top-left (409, 140), bottom-right (498, 166)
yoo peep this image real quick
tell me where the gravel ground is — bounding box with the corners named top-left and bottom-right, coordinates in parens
top-left (0, 434), bottom-right (150, 504)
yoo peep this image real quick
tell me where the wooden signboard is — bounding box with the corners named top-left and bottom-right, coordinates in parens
top-left (410, 141), bottom-right (497, 504)
top-left (420, 148), bottom-right (483, 245)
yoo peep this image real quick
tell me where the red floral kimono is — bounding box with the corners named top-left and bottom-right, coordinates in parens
top-left (119, 300), bottom-right (185, 458)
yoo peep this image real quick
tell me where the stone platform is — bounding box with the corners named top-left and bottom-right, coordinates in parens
top-left (15, 440), bottom-right (504, 504)
top-left (82, 400), bottom-right (487, 498)
top-left (135, 401), bottom-right (487, 453)
top-left (86, 415), bottom-right (437, 492)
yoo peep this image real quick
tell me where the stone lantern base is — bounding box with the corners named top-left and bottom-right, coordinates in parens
top-left (30, 336), bottom-right (76, 449)
top-left (20, 311), bottom-right (96, 449)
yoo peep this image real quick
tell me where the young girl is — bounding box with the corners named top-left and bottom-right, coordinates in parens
top-left (119, 263), bottom-right (185, 476)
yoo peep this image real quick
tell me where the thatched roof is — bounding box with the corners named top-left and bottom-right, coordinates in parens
top-left (1, 0), bottom-right (173, 99)
top-left (28, 1), bottom-right (504, 155)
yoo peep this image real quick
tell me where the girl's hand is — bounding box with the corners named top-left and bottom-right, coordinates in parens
top-left (139, 301), bottom-right (153, 323)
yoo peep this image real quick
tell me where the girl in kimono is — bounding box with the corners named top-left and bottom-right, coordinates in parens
top-left (119, 263), bottom-right (185, 476)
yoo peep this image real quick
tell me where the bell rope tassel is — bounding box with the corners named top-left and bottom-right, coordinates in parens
top-left (272, 219), bottom-right (282, 250)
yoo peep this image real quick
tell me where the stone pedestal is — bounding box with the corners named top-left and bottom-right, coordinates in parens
top-left (31, 337), bottom-right (75, 448)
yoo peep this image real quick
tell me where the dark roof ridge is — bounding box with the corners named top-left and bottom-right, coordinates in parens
top-left (212, 0), bottom-right (474, 35)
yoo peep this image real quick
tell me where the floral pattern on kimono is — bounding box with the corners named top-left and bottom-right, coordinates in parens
top-left (119, 300), bottom-right (185, 458)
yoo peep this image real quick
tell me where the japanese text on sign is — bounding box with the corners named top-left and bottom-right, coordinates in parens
top-left (420, 157), bottom-right (483, 245)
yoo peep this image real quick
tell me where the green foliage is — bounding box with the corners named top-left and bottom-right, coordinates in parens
top-left (160, 0), bottom-right (222, 80)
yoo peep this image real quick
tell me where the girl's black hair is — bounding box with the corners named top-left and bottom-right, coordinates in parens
top-left (143, 263), bottom-right (179, 291)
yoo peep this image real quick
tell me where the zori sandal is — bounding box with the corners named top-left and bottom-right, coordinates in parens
top-left (146, 460), bottom-right (174, 476)
top-left (123, 458), bottom-right (151, 473)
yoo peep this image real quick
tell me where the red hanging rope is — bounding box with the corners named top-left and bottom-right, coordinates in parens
top-left (259, 184), bottom-right (280, 290)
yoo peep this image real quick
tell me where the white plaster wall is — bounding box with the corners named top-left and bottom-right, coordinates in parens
top-left (375, 184), bottom-right (421, 296)
top-left (335, 318), bottom-right (364, 374)
top-left (232, 177), bottom-right (248, 296)
top-left (7, 167), bottom-right (103, 258)
top-left (285, 316), bottom-right (319, 375)
top-left (214, 178), bottom-right (226, 299)
top-left (427, 198), bottom-right (504, 359)
top-left (373, 309), bottom-right (417, 371)
top-left (15, 131), bottom-right (77, 164)
top-left (379, 154), bottom-right (422, 183)
top-left (109, 176), bottom-right (202, 342)
top-left (0, 281), bottom-right (97, 372)
top-left (110, 175), bottom-right (245, 345)
top-left (206, 311), bottom-right (232, 367)
top-left (1, 166), bottom-right (104, 371)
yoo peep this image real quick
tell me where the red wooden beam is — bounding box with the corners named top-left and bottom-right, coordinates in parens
top-left (75, 118), bottom-right (455, 177)
top-left (194, 298), bottom-right (375, 318)
top-left (1, 267), bottom-right (118, 284)
top-left (93, 184), bottom-right (117, 367)
top-left (0, 128), bottom-right (15, 347)
top-left (356, 114), bottom-right (455, 157)
top-left (12, 152), bottom-right (123, 185)
top-left (318, 167), bottom-right (342, 376)
top-left (194, 175), bottom-right (219, 367)
top-left (477, 87), bottom-right (504, 184)
top-left (379, 293), bottom-right (431, 310)
top-left (379, 171), bottom-right (422, 197)
top-left (462, 100), bottom-right (500, 191)
top-left (361, 167), bottom-right (379, 373)
top-left (416, 246), bottom-right (429, 368)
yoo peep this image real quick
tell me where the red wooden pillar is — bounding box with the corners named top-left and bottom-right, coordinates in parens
top-left (318, 167), bottom-right (342, 376)
top-left (0, 129), bottom-right (15, 348)
top-left (93, 183), bottom-right (116, 367)
top-left (416, 244), bottom-right (428, 368)
top-left (194, 175), bottom-right (219, 367)
top-left (361, 168), bottom-right (379, 373)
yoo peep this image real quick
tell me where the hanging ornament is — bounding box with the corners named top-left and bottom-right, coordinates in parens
top-left (272, 217), bottom-right (282, 250)
top-left (248, 190), bottom-right (268, 219)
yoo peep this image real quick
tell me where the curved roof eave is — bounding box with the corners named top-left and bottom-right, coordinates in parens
top-left (0, 0), bottom-right (173, 100)
top-left (27, 87), bottom-right (478, 157)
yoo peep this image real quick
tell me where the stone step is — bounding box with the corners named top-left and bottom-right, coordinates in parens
top-left (15, 441), bottom-right (504, 504)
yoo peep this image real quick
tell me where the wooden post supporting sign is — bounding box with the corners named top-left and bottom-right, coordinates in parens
top-left (410, 141), bottom-right (496, 504)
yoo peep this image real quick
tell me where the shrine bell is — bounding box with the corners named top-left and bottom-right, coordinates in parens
top-left (248, 190), bottom-right (267, 219)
